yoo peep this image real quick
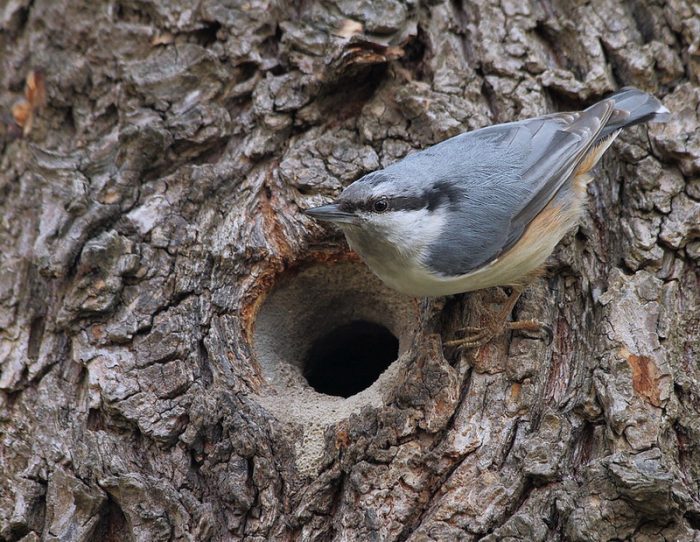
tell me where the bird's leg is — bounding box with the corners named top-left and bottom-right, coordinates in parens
top-left (444, 287), bottom-right (523, 348)
top-left (444, 287), bottom-right (552, 349)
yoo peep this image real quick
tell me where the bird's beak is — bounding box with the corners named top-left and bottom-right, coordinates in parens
top-left (305, 203), bottom-right (356, 224)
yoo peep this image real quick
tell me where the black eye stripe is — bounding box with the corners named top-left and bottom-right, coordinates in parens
top-left (338, 192), bottom-right (441, 213)
top-left (390, 196), bottom-right (426, 211)
top-left (338, 201), bottom-right (355, 212)
top-left (354, 196), bottom-right (428, 212)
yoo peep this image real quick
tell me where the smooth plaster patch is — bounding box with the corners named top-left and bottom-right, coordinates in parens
top-left (252, 262), bottom-right (420, 476)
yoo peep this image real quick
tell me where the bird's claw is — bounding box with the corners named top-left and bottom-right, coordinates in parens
top-left (443, 322), bottom-right (504, 349)
top-left (506, 319), bottom-right (553, 345)
top-left (445, 319), bottom-right (553, 350)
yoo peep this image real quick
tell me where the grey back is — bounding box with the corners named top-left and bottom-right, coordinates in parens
top-left (380, 100), bottom-right (612, 276)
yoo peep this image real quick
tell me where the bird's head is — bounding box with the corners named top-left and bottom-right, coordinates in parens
top-left (305, 171), bottom-right (451, 245)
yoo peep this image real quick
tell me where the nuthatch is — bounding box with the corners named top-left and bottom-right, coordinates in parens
top-left (306, 88), bottom-right (670, 347)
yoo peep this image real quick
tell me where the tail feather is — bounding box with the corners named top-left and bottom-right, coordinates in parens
top-left (597, 87), bottom-right (670, 141)
top-left (573, 88), bottom-right (669, 177)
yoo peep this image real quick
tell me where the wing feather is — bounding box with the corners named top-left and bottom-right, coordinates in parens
top-left (502, 99), bottom-right (615, 250)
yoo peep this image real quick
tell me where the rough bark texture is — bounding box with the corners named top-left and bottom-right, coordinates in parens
top-left (1, 0), bottom-right (699, 541)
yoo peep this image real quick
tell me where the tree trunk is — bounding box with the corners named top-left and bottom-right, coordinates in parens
top-left (1, 0), bottom-right (699, 540)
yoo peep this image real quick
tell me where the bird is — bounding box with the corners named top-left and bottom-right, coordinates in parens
top-left (305, 87), bottom-right (670, 348)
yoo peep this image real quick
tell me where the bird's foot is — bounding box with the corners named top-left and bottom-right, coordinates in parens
top-left (444, 319), bottom-right (553, 350)
top-left (507, 319), bottom-right (553, 344)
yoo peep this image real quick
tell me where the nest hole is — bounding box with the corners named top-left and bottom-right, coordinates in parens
top-left (252, 262), bottom-right (417, 403)
top-left (304, 321), bottom-right (399, 398)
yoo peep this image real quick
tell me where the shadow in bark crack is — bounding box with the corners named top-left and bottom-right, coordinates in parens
top-left (94, 497), bottom-right (132, 542)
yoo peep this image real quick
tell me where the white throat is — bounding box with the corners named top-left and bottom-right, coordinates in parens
top-left (341, 208), bottom-right (447, 295)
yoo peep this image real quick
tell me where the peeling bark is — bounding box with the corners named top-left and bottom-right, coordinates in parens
top-left (1, 0), bottom-right (699, 541)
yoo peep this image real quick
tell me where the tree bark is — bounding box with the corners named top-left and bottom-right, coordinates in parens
top-left (1, 0), bottom-right (699, 541)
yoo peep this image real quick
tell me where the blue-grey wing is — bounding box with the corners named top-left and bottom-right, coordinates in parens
top-left (399, 99), bottom-right (614, 276)
top-left (505, 99), bottom-right (614, 249)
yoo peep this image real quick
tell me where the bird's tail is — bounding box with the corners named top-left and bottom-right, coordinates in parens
top-left (597, 87), bottom-right (670, 141)
top-left (573, 88), bottom-right (669, 178)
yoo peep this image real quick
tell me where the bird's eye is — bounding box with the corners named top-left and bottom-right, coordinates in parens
top-left (373, 198), bottom-right (389, 212)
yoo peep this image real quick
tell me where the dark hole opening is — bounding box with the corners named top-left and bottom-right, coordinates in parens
top-left (304, 321), bottom-right (399, 398)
